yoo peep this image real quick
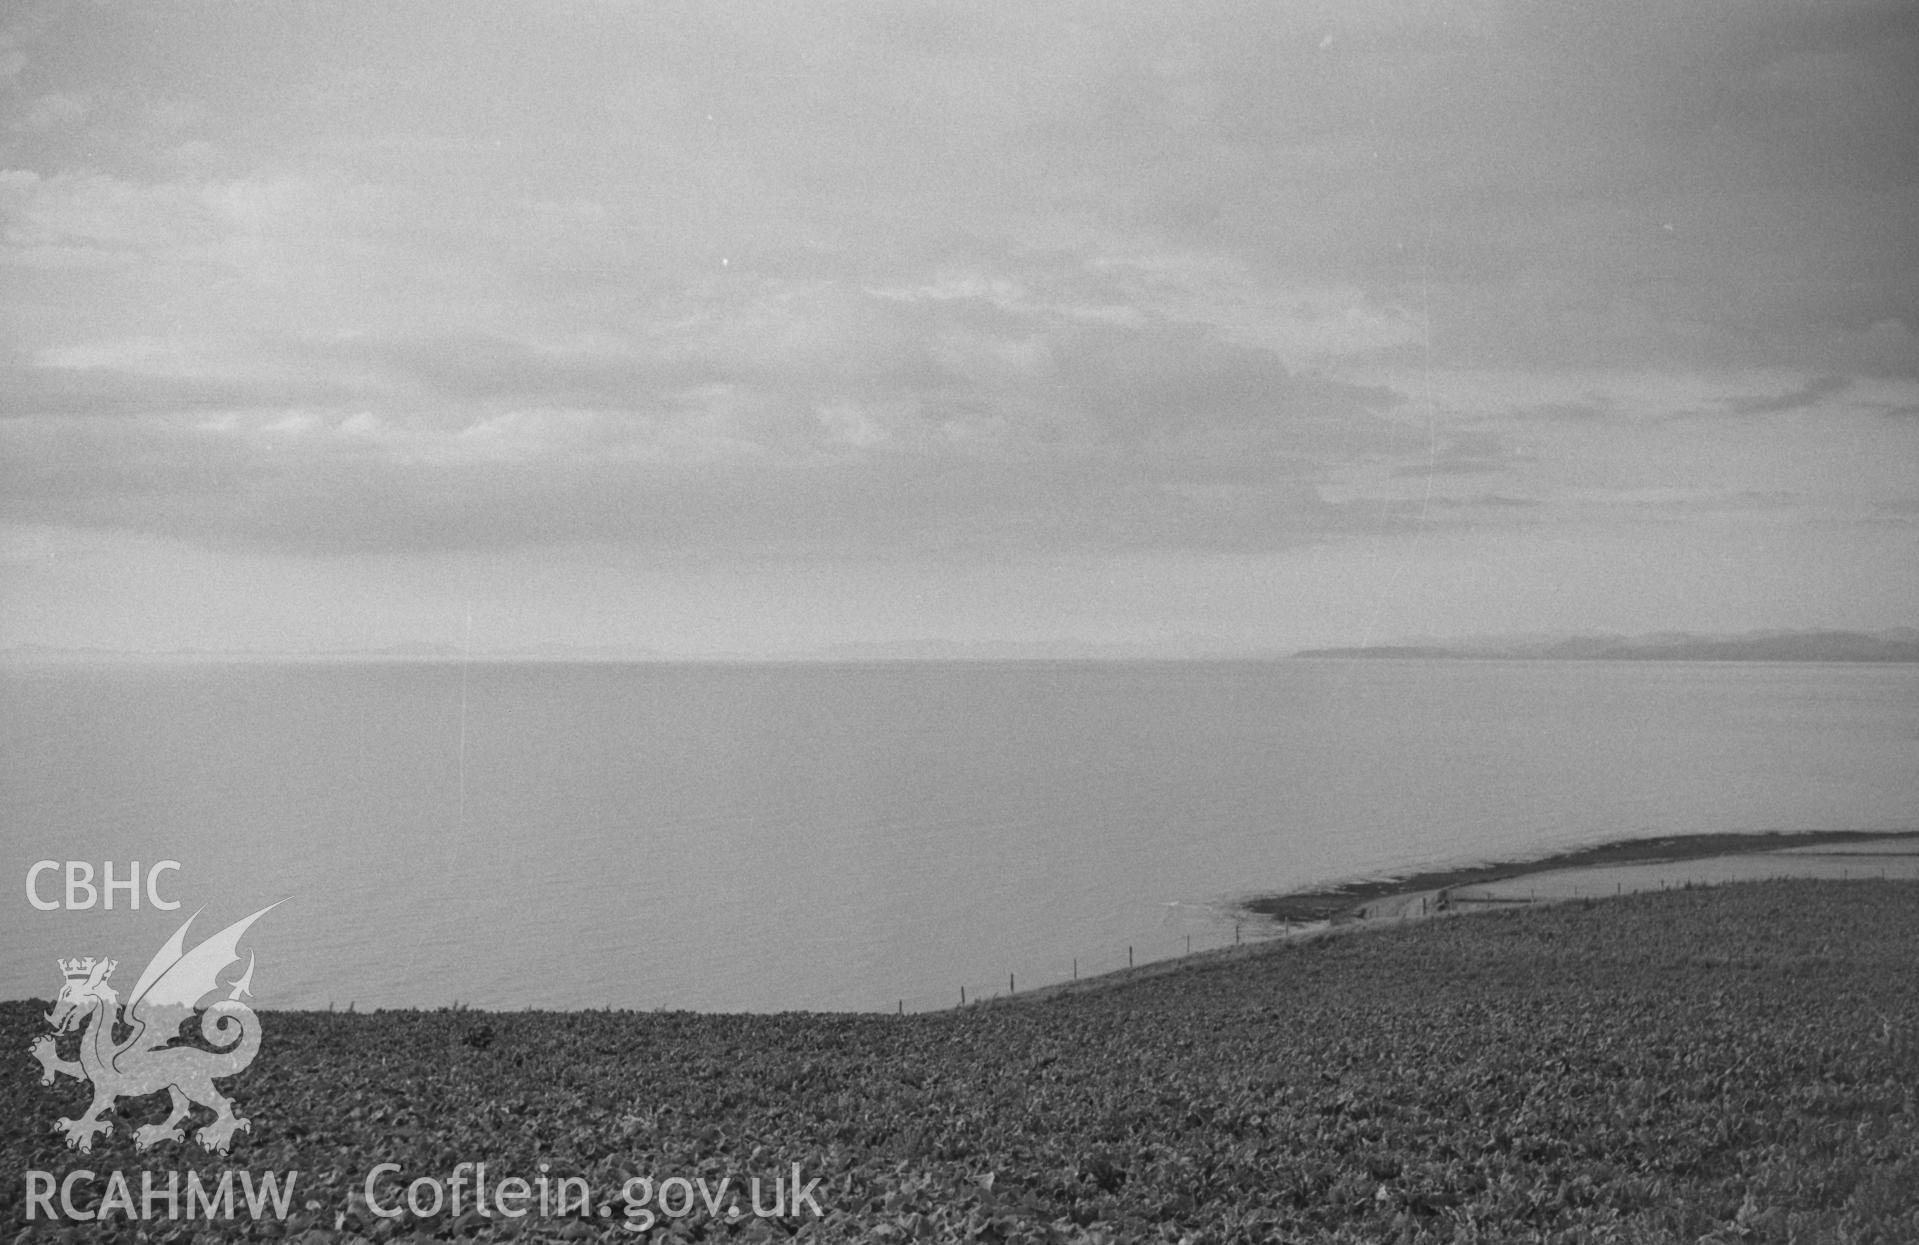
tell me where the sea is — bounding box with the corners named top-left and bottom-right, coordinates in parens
top-left (3, 658), bottom-right (1915, 1013)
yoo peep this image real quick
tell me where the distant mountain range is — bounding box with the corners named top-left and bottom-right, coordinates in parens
top-left (1294, 629), bottom-right (1919, 662)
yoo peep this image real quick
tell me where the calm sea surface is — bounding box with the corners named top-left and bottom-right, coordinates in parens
top-left (3, 659), bottom-right (1915, 1012)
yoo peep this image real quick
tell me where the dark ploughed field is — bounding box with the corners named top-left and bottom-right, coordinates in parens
top-left (7, 879), bottom-right (1917, 1243)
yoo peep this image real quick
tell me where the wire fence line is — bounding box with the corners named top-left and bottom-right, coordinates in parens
top-left (889, 916), bottom-right (1301, 1015)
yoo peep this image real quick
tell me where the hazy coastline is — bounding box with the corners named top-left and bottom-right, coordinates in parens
top-left (9, 626), bottom-right (1919, 665)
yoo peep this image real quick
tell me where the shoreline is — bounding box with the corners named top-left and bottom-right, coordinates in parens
top-left (9, 880), bottom-right (1916, 1241)
top-left (1000, 831), bottom-right (1919, 1010)
top-left (1239, 827), bottom-right (1919, 923)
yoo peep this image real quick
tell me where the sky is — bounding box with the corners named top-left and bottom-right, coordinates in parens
top-left (1, 0), bottom-right (1915, 655)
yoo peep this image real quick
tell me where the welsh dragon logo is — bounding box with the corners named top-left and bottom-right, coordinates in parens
top-left (30, 903), bottom-right (279, 1155)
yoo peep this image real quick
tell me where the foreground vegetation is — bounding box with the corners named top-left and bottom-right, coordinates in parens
top-left (7, 879), bottom-right (1917, 1243)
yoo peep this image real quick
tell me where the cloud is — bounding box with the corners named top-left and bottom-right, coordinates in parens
top-left (0, 344), bottom-right (361, 419)
top-left (1507, 400), bottom-right (1612, 423)
top-left (16, 211), bottom-right (1911, 566)
top-left (0, 413), bottom-right (1365, 557)
top-left (0, 32), bottom-right (24, 87)
top-left (0, 169), bottom-right (216, 266)
top-left (304, 332), bottom-right (731, 412)
top-left (3, 0), bottom-right (1916, 654)
top-left (1389, 430), bottom-right (1512, 477)
top-left (1729, 375), bottom-right (1852, 415)
top-left (1429, 494), bottom-right (1541, 509)
top-left (9, 92), bottom-right (86, 133)
top-left (0, 277), bottom-right (1414, 557)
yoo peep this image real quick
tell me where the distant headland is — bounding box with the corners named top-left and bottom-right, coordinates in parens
top-left (1294, 628), bottom-right (1919, 663)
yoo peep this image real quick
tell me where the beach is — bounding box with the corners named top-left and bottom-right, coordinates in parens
top-left (1241, 829), bottom-right (1919, 925)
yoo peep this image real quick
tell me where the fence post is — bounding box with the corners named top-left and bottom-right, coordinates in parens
top-left (1128, 945), bottom-right (1134, 968)
top-left (1010, 973), bottom-right (1015, 995)
top-left (1072, 957), bottom-right (1078, 980)
top-left (960, 986), bottom-right (965, 1005)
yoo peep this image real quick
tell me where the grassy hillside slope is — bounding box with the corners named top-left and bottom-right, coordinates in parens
top-left (7, 879), bottom-right (1916, 1243)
